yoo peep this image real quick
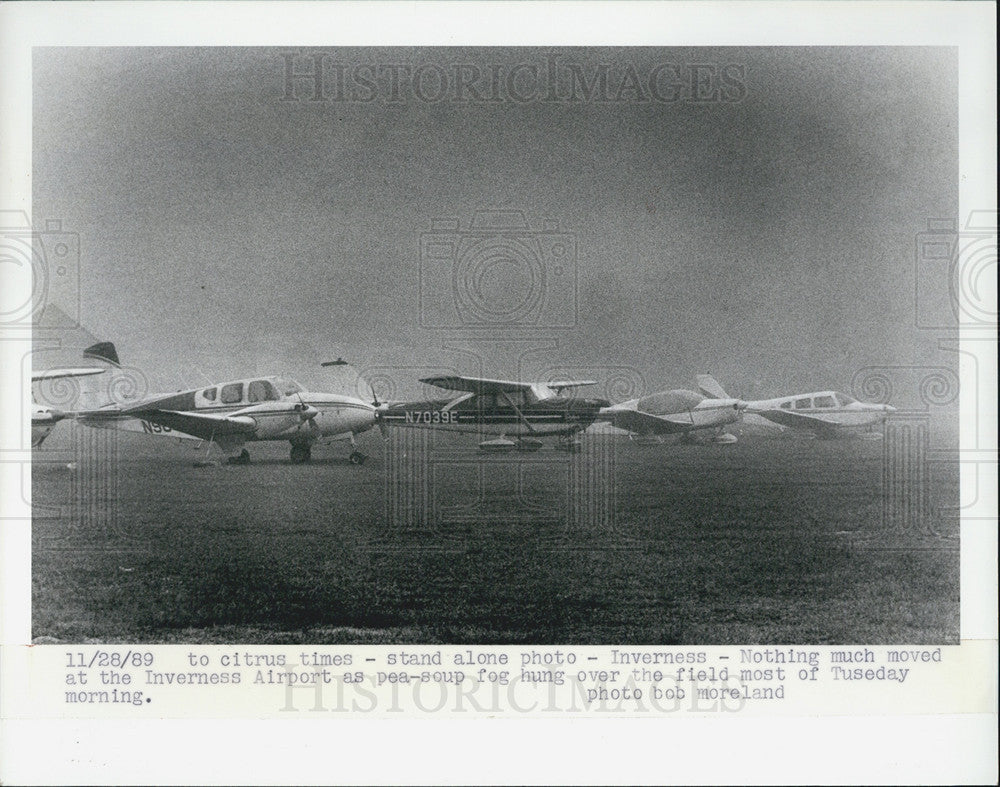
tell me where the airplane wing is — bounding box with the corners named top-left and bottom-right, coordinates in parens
top-left (31, 368), bottom-right (105, 382)
top-left (421, 375), bottom-right (537, 394)
top-left (753, 409), bottom-right (842, 437)
top-left (119, 409), bottom-right (257, 441)
top-left (600, 408), bottom-right (696, 436)
top-left (421, 375), bottom-right (596, 394)
top-left (77, 407), bottom-right (254, 445)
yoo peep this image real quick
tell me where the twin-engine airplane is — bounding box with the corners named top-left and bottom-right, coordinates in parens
top-left (696, 375), bottom-right (895, 439)
top-left (597, 386), bottom-right (746, 445)
top-left (77, 355), bottom-right (379, 464)
top-left (378, 375), bottom-right (610, 451)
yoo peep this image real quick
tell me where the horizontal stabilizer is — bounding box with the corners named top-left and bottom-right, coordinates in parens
top-left (31, 367), bottom-right (105, 382)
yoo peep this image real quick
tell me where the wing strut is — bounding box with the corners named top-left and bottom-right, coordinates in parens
top-left (498, 390), bottom-right (537, 434)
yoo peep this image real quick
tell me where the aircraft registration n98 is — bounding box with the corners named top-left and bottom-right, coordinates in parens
top-left (75, 352), bottom-right (379, 464)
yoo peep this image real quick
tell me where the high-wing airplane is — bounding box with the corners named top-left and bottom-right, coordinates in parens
top-left (77, 356), bottom-right (379, 464)
top-left (30, 342), bottom-right (121, 447)
top-left (378, 375), bottom-right (610, 451)
top-left (597, 385), bottom-right (747, 444)
top-left (696, 374), bottom-right (895, 439)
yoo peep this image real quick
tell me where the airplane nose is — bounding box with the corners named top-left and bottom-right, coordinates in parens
top-left (884, 404), bottom-right (897, 414)
top-left (295, 404), bottom-right (319, 421)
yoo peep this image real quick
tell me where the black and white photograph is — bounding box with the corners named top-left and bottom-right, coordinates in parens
top-left (0, 2), bottom-right (995, 785)
top-left (26, 45), bottom-right (964, 645)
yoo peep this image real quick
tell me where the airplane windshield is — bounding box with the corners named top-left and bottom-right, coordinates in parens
top-left (835, 392), bottom-right (856, 406)
top-left (814, 395), bottom-right (836, 408)
top-left (273, 378), bottom-right (304, 397)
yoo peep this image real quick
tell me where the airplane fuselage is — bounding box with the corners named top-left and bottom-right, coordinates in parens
top-left (82, 376), bottom-right (376, 447)
top-left (748, 390), bottom-right (894, 435)
top-left (380, 392), bottom-right (608, 437)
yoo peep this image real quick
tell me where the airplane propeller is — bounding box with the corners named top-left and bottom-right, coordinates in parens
top-left (292, 393), bottom-right (319, 423)
top-left (368, 383), bottom-right (389, 439)
top-left (321, 357), bottom-right (388, 438)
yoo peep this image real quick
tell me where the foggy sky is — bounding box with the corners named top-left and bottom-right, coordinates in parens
top-left (33, 47), bottom-right (958, 402)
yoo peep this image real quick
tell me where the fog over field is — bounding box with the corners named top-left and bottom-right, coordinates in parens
top-left (33, 47), bottom-right (958, 414)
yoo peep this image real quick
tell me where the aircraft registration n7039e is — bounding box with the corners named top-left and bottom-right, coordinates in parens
top-left (378, 375), bottom-right (610, 451)
top-left (76, 353), bottom-right (379, 464)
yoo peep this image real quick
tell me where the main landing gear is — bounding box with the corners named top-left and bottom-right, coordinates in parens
top-left (290, 445), bottom-right (312, 464)
top-left (227, 449), bottom-right (251, 465)
top-left (349, 451), bottom-right (367, 465)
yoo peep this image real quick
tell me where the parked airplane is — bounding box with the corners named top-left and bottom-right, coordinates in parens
top-left (32, 368), bottom-right (104, 447)
top-left (696, 375), bottom-right (895, 439)
top-left (378, 375), bottom-right (610, 451)
top-left (597, 385), bottom-right (747, 445)
top-left (77, 355), bottom-right (379, 464)
top-left (30, 342), bottom-right (120, 447)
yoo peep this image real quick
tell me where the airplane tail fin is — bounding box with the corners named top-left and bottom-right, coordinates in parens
top-left (77, 342), bottom-right (124, 410)
top-left (83, 341), bottom-right (120, 368)
top-left (696, 374), bottom-right (730, 400)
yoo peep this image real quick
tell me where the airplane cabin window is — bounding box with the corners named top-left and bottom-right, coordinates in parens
top-left (835, 392), bottom-right (856, 407)
top-left (220, 382), bottom-right (243, 404)
top-left (203, 387), bottom-right (217, 402)
top-left (814, 395), bottom-right (836, 408)
top-left (780, 401), bottom-right (792, 409)
top-left (248, 380), bottom-right (278, 402)
top-left (794, 397), bottom-right (812, 410)
top-left (504, 391), bottom-right (527, 407)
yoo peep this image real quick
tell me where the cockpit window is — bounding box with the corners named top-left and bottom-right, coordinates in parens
top-left (248, 380), bottom-right (279, 402)
top-left (814, 395), bottom-right (836, 408)
top-left (794, 397), bottom-right (813, 410)
top-left (203, 387), bottom-right (217, 402)
top-left (273, 377), bottom-right (303, 397)
top-left (220, 382), bottom-right (243, 404)
top-left (835, 392), bottom-right (856, 407)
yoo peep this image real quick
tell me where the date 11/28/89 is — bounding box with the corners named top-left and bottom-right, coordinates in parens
top-left (66, 651), bottom-right (154, 669)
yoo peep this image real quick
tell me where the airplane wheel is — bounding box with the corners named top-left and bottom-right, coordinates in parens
top-left (349, 451), bottom-right (367, 465)
top-left (228, 449), bottom-right (251, 466)
top-left (290, 445), bottom-right (311, 464)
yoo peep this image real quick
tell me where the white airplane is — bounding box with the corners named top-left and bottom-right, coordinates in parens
top-left (77, 355), bottom-right (380, 464)
top-left (597, 385), bottom-right (747, 445)
top-left (30, 342), bottom-right (122, 447)
top-left (696, 375), bottom-right (895, 439)
top-left (32, 368), bottom-right (105, 447)
top-left (378, 375), bottom-right (610, 451)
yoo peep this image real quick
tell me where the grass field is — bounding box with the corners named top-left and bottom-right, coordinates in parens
top-left (32, 427), bottom-right (960, 644)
